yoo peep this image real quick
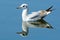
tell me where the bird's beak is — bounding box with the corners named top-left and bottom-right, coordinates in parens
top-left (16, 6), bottom-right (21, 9)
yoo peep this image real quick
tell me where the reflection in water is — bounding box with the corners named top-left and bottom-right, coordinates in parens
top-left (17, 19), bottom-right (53, 37)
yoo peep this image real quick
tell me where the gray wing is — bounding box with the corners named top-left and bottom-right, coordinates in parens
top-left (30, 15), bottom-right (40, 19)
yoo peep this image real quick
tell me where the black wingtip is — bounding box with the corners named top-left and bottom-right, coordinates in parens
top-left (46, 5), bottom-right (53, 11)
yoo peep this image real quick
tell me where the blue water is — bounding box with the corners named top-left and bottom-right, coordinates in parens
top-left (0, 0), bottom-right (60, 40)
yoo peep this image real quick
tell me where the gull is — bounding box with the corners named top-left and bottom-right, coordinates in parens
top-left (17, 3), bottom-right (53, 22)
top-left (17, 3), bottom-right (54, 37)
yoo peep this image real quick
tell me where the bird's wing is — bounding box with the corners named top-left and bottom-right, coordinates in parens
top-left (28, 12), bottom-right (40, 19)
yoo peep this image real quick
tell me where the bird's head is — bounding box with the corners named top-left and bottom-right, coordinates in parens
top-left (17, 4), bottom-right (28, 9)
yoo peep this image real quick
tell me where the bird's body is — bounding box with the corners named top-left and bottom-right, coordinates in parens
top-left (22, 9), bottom-right (41, 21)
top-left (22, 9), bottom-right (50, 21)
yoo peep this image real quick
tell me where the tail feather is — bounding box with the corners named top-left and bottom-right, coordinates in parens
top-left (46, 5), bottom-right (53, 11)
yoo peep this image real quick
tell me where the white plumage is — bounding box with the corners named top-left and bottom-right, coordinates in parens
top-left (17, 4), bottom-right (53, 22)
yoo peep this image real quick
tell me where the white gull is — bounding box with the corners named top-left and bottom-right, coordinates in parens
top-left (17, 4), bottom-right (54, 37)
top-left (17, 4), bottom-right (53, 22)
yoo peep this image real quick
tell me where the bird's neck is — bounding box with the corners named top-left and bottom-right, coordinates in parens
top-left (22, 8), bottom-right (28, 21)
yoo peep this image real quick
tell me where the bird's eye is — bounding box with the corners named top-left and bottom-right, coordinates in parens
top-left (23, 5), bottom-right (25, 7)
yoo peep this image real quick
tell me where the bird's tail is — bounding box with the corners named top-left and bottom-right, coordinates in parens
top-left (46, 5), bottom-right (54, 12)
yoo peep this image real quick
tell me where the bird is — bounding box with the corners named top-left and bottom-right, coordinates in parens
top-left (16, 3), bottom-right (54, 37)
top-left (17, 3), bottom-right (53, 22)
